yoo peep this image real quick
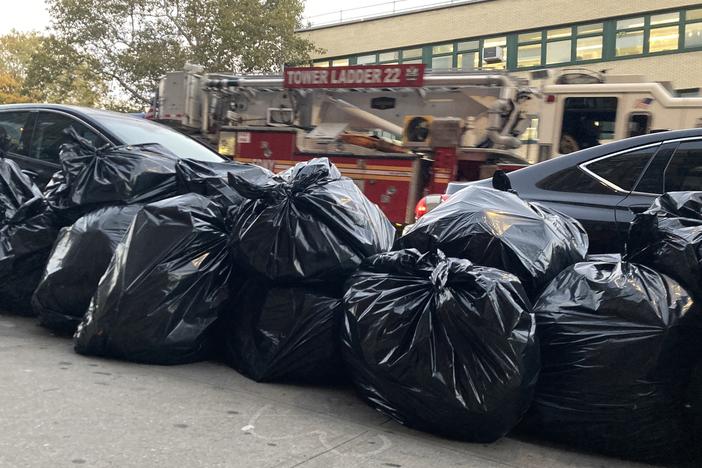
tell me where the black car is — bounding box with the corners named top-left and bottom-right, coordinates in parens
top-left (447, 128), bottom-right (702, 253)
top-left (0, 104), bottom-right (223, 187)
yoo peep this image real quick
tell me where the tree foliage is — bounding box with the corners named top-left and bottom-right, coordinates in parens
top-left (0, 31), bottom-right (107, 106)
top-left (48, 0), bottom-right (317, 105)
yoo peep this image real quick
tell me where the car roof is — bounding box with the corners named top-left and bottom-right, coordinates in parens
top-left (447, 128), bottom-right (702, 193)
top-left (0, 103), bottom-right (134, 121)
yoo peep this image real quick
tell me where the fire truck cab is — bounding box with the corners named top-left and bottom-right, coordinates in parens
top-left (533, 69), bottom-right (702, 160)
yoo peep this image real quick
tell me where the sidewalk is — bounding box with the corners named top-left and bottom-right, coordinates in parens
top-left (0, 314), bottom-right (653, 468)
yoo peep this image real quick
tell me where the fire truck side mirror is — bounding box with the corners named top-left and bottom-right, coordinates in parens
top-left (403, 116), bottom-right (433, 147)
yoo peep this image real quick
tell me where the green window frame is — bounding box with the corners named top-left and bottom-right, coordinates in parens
top-left (684, 7), bottom-right (702, 49)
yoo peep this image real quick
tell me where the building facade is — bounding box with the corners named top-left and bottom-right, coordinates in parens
top-left (298, 0), bottom-right (702, 92)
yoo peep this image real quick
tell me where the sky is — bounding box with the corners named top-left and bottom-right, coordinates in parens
top-left (0, 0), bottom-right (392, 35)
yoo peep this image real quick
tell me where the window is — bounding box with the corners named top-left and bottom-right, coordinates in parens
top-left (635, 146), bottom-right (675, 194)
top-left (0, 111), bottom-right (31, 155)
top-left (331, 58), bottom-right (349, 66)
top-left (627, 113), bottom-right (651, 137)
top-left (518, 43), bottom-right (542, 68)
top-left (432, 43), bottom-right (453, 55)
top-left (647, 12), bottom-right (680, 53)
top-left (92, 114), bottom-right (221, 162)
top-left (685, 8), bottom-right (702, 48)
top-left (401, 48), bottom-right (422, 64)
top-left (378, 51), bottom-right (399, 63)
top-left (616, 17), bottom-right (645, 56)
top-left (356, 54), bottom-right (376, 65)
top-left (30, 113), bottom-right (105, 164)
top-left (482, 36), bottom-right (507, 70)
top-left (665, 141), bottom-right (702, 191)
top-left (546, 39), bottom-right (571, 64)
top-left (560, 97), bottom-right (618, 154)
top-left (536, 166), bottom-right (614, 194)
top-left (312, 61), bottom-right (329, 67)
top-left (585, 146), bottom-right (659, 191)
top-left (431, 43), bottom-right (454, 69)
top-left (575, 22), bottom-right (603, 61)
top-left (457, 41), bottom-right (479, 70)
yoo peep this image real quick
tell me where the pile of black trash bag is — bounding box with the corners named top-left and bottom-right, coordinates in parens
top-left (0, 157), bottom-right (58, 314)
top-left (43, 129), bottom-right (180, 226)
top-left (74, 193), bottom-right (233, 365)
top-left (396, 185), bottom-right (588, 299)
top-left (32, 205), bottom-right (142, 333)
top-left (220, 158), bottom-right (395, 382)
top-left (627, 191), bottom-right (702, 302)
top-left (529, 257), bottom-right (702, 462)
top-left (342, 248), bottom-right (540, 442)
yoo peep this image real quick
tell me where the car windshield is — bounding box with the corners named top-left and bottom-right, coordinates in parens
top-left (91, 113), bottom-right (222, 162)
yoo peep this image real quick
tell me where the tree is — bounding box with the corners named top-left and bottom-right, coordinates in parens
top-left (47, 0), bottom-right (318, 106)
top-left (0, 31), bottom-right (108, 107)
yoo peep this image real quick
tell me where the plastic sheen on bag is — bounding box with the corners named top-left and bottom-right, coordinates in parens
top-left (44, 129), bottom-right (179, 224)
top-left (228, 158), bottom-right (395, 282)
top-left (74, 194), bottom-right (232, 365)
top-left (32, 205), bottom-right (142, 333)
top-left (0, 158), bottom-right (59, 314)
top-left (175, 159), bottom-right (273, 207)
top-left (342, 249), bottom-right (539, 442)
top-left (220, 280), bottom-right (344, 383)
top-left (628, 191), bottom-right (702, 303)
top-left (530, 259), bottom-right (701, 462)
top-left (396, 186), bottom-right (588, 299)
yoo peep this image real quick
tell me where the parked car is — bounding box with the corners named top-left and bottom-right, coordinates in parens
top-left (0, 104), bottom-right (224, 187)
top-left (446, 128), bottom-right (702, 253)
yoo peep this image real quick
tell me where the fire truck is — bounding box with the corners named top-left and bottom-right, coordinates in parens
top-left (531, 68), bottom-right (702, 160)
top-left (152, 63), bottom-right (535, 225)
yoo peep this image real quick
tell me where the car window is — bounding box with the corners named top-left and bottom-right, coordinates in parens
top-left (91, 113), bottom-right (222, 162)
top-left (0, 111), bottom-right (32, 155)
top-left (633, 145), bottom-right (675, 194)
top-left (584, 145), bottom-right (658, 191)
top-left (665, 140), bottom-right (702, 191)
top-left (30, 112), bottom-right (106, 164)
top-left (536, 166), bottom-right (615, 194)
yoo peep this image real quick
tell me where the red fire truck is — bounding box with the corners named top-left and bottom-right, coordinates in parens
top-left (152, 63), bottom-right (535, 225)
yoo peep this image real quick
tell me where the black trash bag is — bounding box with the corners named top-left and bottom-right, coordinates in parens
top-left (628, 191), bottom-right (702, 303)
top-left (0, 158), bottom-right (59, 314)
top-left (229, 157), bottom-right (395, 282)
top-left (220, 280), bottom-right (344, 383)
top-left (396, 185), bottom-right (588, 299)
top-left (530, 259), bottom-right (702, 462)
top-left (44, 129), bottom-right (179, 224)
top-left (32, 205), bottom-right (142, 333)
top-left (175, 159), bottom-right (273, 207)
top-left (74, 193), bottom-right (232, 365)
top-left (342, 249), bottom-right (539, 442)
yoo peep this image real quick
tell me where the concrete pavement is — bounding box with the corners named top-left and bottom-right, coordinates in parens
top-left (0, 314), bottom-right (654, 468)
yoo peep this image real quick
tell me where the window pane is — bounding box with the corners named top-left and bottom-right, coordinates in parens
top-left (617, 17), bottom-right (645, 30)
top-left (356, 54), bottom-right (376, 64)
top-left (332, 58), bottom-right (349, 66)
top-left (432, 43), bottom-right (454, 55)
top-left (688, 8), bottom-right (702, 22)
top-left (457, 40), bottom-right (479, 51)
top-left (312, 61), bottom-right (329, 67)
top-left (577, 23), bottom-right (603, 35)
top-left (651, 12), bottom-right (679, 26)
top-left (587, 146), bottom-right (658, 191)
top-left (616, 30), bottom-right (644, 56)
top-left (649, 25), bottom-right (679, 53)
top-left (537, 166), bottom-right (614, 194)
top-left (561, 97), bottom-right (618, 153)
top-left (547, 27), bottom-right (572, 39)
top-left (576, 36), bottom-right (603, 61)
top-left (403, 58), bottom-right (423, 64)
top-left (457, 51), bottom-right (479, 70)
top-left (685, 22), bottom-right (702, 48)
top-left (0, 112), bottom-right (31, 155)
top-left (431, 55), bottom-right (453, 70)
top-left (402, 48), bottom-right (422, 59)
top-left (378, 51), bottom-right (399, 62)
top-left (665, 141), bottom-right (702, 191)
top-left (546, 39), bottom-right (571, 64)
top-left (483, 36), bottom-right (506, 48)
top-left (31, 113), bottom-right (104, 164)
top-left (519, 31), bottom-right (542, 43)
top-left (518, 43), bottom-right (542, 68)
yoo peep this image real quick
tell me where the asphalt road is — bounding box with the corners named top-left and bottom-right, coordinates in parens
top-left (0, 314), bottom-right (653, 468)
